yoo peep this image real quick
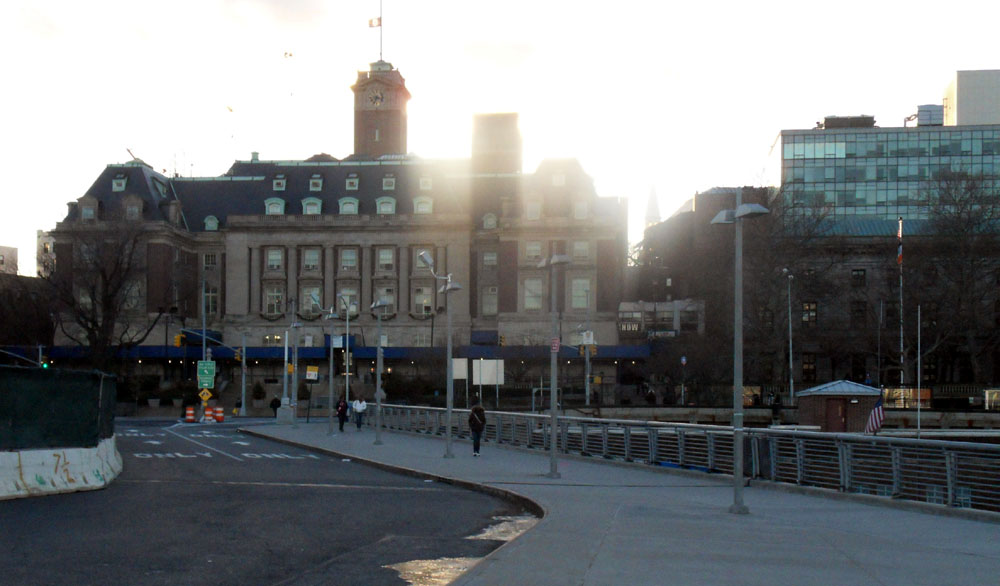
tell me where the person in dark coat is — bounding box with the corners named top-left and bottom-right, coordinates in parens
top-left (468, 403), bottom-right (486, 457)
top-left (335, 396), bottom-right (349, 432)
top-left (269, 396), bottom-right (281, 417)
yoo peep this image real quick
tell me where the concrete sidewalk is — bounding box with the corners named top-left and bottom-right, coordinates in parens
top-left (242, 422), bottom-right (1000, 586)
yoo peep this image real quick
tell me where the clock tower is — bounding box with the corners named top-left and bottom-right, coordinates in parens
top-left (352, 60), bottom-right (411, 158)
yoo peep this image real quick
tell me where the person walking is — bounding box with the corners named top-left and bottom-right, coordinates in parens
top-left (335, 396), bottom-right (349, 432)
top-left (352, 397), bottom-right (367, 430)
top-left (468, 402), bottom-right (486, 457)
top-left (269, 396), bottom-right (281, 417)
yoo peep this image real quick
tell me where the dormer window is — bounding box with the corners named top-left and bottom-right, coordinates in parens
top-left (382, 175), bottom-right (396, 190)
top-left (376, 196), bottom-right (396, 215)
top-left (273, 174), bottom-right (287, 191)
top-left (204, 216), bottom-right (219, 231)
top-left (309, 174), bottom-right (323, 192)
top-left (339, 197), bottom-right (359, 215)
top-left (265, 197), bottom-right (285, 215)
top-left (413, 196), bottom-right (433, 215)
top-left (112, 174), bottom-right (127, 192)
top-left (552, 173), bottom-right (566, 187)
top-left (420, 177), bottom-right (433, 191)
top-left (81, 206), bottom-right (96, 220)
top-left (126, 204), bottom-right (140, 220)
top-left (301, 197), bottom-right (322, 215)
top-left (346, 174), bottom-right (359, 191)
top-left (574, 201), bottom-right (589, 219)
top-left (525, 201), bottom-right (541, 220)
top-left (483, 213), bottom-right (497, 229)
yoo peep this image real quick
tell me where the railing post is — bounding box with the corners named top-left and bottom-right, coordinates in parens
top-left (678, 430), bottom-right (687, 468)
top-left (946, 450), bottom-right (957, 507)
top-left (795, 438), bottom-right (805, 485)
top-left (560, 419), bottom-right (568, 454)
top-left (768, 436), bottom-right (778, 480)
top-left (891, 445), bottom-right (902, 497)
top-left (624, 425), bottom-right (632, 461)
top-left (838, 441), bottom-right (851, 492)
top-left (601, 424), bottom-right (609, 458)
top-left (749, 435), bottom-right (759, 478)
top-left (707, 433), bottom-right (716, 471)
top-left (648, 427), bottom-right (658, 464)
top-left (581, 422), bottom-right (590, 455)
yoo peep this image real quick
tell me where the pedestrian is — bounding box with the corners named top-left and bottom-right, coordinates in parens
top-left (335, 396), bottom-right (349, 432)
top-left (269, 396), bottom-right (281, 417)
top-left (468, 402), bottom-right (486, 457)
top-left (352, 397), bottom-right (367, 430)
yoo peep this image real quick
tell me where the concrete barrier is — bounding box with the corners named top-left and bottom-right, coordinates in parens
top-left (0, 436), bottom-right (123, 500)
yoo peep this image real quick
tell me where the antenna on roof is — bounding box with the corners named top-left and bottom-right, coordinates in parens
top-left (127, 148), bottom-right (138, 160)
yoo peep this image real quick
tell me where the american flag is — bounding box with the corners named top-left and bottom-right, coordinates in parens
top-left (897, 217), bottom-right (903, 265)
top-left (368, 17), bottom-right (381, 27)
top-left (865, 393), bottom-right (885, 435)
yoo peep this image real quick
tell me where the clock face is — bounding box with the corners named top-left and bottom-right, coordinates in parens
top-left (368, 90), bottom-right (385, 107)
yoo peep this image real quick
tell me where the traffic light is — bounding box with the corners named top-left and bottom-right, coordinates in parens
top-left (173, 334), bottom-right (185, 347)
top-left (40, 356), bottom-right (49, 369)
top-left (234, 350), bottom-right (242, 362)
top-left (499, 335), bottom-right (505, 347)
top-left (578, 345), bottom-right (585, 357)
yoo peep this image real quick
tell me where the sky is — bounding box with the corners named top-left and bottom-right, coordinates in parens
top-left (2, 0), bottom-right (999, 275)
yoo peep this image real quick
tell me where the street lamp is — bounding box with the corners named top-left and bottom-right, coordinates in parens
top-left (711, 189), bottom-right (769, 515)
top-left (782, 268), bottom-right (795, 406)
top-left (323, 294), bottom-right (355, 434)
top-left (372, 298), bottom-right (389, 445)
top-left (419, 250), bottom-right (462, 459)
top-left (539, 253), bottom-right (571, 479)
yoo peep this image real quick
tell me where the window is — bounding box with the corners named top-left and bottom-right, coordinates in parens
top-left (301, 285), bottom-right (322, 314)
top-left (414, 286), bottom-right (433, 315)
top-left (302, 197), bottom-right (322, 215)
top-left (204, 216), bottom-right (219, 231)
top-left (81, 206), bottom-right (95, 220)
top-left (415, 248), bottom-right (432, 269)
top-left (273, 175), bottom-right (286, 191)
top-left (339, 197), bottom-right (359, 215)
top-left (124, 280), bottom-right (142, 310)
top-left (309, 174), bottom-right (323, 192)
top-left (413, 196), bottom-right (433, 214)
top-left (376, 196), bottom-right (396, 215)
top-left (802, 301), bottom-right (817, 328)
top-left (524, 278), bottom-right (543, 310)
top-left (414, 332), bottom-right (431, 347)
top-left (572, 241), bottom-right (589, 261)
top-left (482, 286), bottom-right (498, 316)
top-left (525, 241), bottom-right (542, 261)
top-left (205, 286), bottom-right (219, 315)
top-left (552, 173), bottom-right (565, 186)
top-left (266, 249), bottom-right (283, 271)
top-left (126, 204), bottom-right (140, 220)
top-left (112, 174), bottom-right (127, 192)
top-left (571, 279), bottom-right (590, 310)
top-left (302, 249), bottom-right (320, 271)
top-left (345, 174), bottom-right (359, 190)
top-left (802, 353), bottom-right (817, 382)
top-left (337, 287), bottom-right (358, 314)
top-left (203, 253), bottom-right (217, 269)
top-left (851, 269), bottom-right (866, 287)
top-left (483, 251), bottom-right (498, 266)
top-left (420, 177), bottom-right (433, 190)
top-left (265, 197), bottom-right (285, 215)
top-left (265, 285), bottom-right (284, 315)
top-left (375, 285), bottom-right (396, 314)
top-left (574, 201), bottom-right (588, 219)
top-left (525, 201), bottom-right (541, 220)
top-left (377, 248), bottom-right (395, 271)
top-left (382, 176), bottom-right (396, 190)
top-left (850, 300), bottom-right (867, 328)
top-left (483, 213), bottom-right (497, 229)
top-left (264, 334), bottom-right (283, 347)
top-left (340, 248), bottom-right (358, 271)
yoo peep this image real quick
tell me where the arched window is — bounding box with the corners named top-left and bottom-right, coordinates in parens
top-left (483, 213), bottom-right (497, 229)
top-left (204, 216), bottom-right (219, 231)
top-left (301, 197), bottom-right (322, 215)
top-left (413, 196), bottom-right (433, 215)
top-left (375, 196), bottom-right (396, 215)
top-left (338, 197), bottom-right (359, 215)
top-left (265, 197), bottom-right (285, 215)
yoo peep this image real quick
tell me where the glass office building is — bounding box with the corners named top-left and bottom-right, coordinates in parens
top-left (781, 124), bottom-right (1000, 220)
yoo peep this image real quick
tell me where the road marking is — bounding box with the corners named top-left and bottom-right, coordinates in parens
top-left (164, 428), bottom-right (243, 461)
top-left (242, 453), bottom-right (321, 459)
top-left (133, 452), bottom-right (213, 459)
top-left (233, 441), bottom-right (250, 446)
top-left (144, 440), bottom-right (163, 445)
top-left (117, 478), bottom-right (450, 492)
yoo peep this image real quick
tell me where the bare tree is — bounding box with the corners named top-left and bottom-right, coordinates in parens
top-left (41, 216), bottom-right (163, 372)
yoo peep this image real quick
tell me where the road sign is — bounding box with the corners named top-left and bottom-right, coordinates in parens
top-left (197, 360), bottom-right (216, 389)
top-left (198, 389), bottom-right (212, 401)
top-left (551, 338), bottom-right (560, 353)
top-left (306, 365), bottom-right (319, 381)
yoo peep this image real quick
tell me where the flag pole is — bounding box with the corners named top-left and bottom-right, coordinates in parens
top-left (898, 217), bottom-right (904, 391)
top-left (917, 304), bottom-right (922, 439)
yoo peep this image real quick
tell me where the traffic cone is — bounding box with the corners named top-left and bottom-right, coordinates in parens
top-left (185, 406), bottom-right (195, 423)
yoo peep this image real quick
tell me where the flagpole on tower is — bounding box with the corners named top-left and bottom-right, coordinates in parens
top-left (369, 2), bottom-right (383, 61)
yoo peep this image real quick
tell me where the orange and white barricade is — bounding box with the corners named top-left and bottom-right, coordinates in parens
top-left (185, 406), bottom-right (196, 423)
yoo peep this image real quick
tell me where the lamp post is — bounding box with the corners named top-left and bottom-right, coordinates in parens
top-left (239, 331), bottom-right (247, 416)
top-left (782, 268), bottom-right (795, 406)
top-left (419, 250), bottom-right (462, 459)
top-left (322, 294), bottom-right (354, 434)
top-left (711, 189), bottom-right (769, 515)
top-left (540, 253), bottom-right (571, 478)
top-left (372, 298), bottom-right (389, 445)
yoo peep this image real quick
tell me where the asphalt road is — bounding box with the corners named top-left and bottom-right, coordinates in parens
top-left (1, 419), bottom-right (530, 586)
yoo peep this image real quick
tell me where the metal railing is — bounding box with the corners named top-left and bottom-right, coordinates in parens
top-left (377, 404), bottom-right (1000, 514)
